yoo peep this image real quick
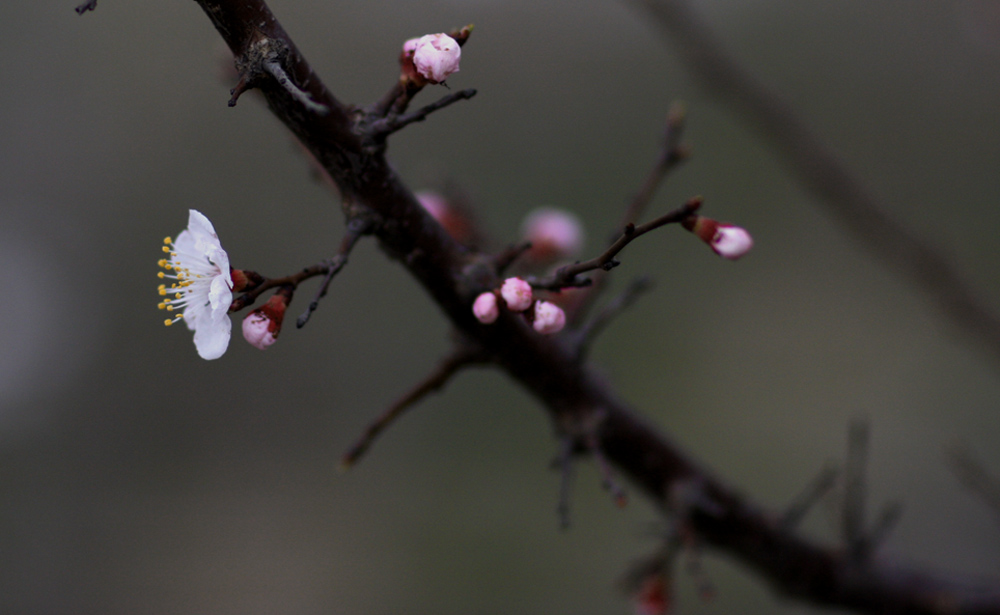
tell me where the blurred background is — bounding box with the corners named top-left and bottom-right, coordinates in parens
top-left (2, 1), bottom-right (1000, 613)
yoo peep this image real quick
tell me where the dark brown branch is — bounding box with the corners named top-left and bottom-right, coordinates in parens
top-left (184, 2), bottom-right (1000, 612)
top-left (340, 345), bottom-right (488, 469)
top-left (74, 0), bottom-right (97, 14)
top-left (531, 197), bottom-right (702, 291)
top-left (627, 0), bottom-right (1000, 368)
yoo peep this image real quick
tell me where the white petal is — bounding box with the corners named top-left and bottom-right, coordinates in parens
top-left (193, 314), bottom-right (232, 360)
top-left (187, 209), bottom-right (218, 242)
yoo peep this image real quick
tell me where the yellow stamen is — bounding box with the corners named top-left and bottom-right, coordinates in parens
top-left (164, 237), bottom-right (172, 245)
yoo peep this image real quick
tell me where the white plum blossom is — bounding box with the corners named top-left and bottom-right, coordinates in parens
top-left (500, 277), bottom-right (533, 312)
top-left (158, 209), bottom-right (233, 360)
top-left (472, 291), bottom-right (499, 324)
top-left (411, 33), bottom-right (461, 83)
top-left (532, 300), bottom-right (566, 335)
top-left (709, 224), bottom-right (754, 260)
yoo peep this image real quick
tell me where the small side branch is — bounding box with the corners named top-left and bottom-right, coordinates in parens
top-left (297, 218), bottom-right (373, 328)
top-left (946, 443), bottom-right (1000, 526)
top-left (74, 0), bottom-right (97, 14)
top-left (572, 276), bottom-right (653, 358)
top-left (531, 198), bottom-right (702, 291)
top-left (621, 102), bottom-right (690, 227)
top-left (340, 345), bottom-right (489, 469)
top-left (263, 60), bottom-right (329, 115)
top-left (779, 464), bottom-right (838, 530)
top-left (370, 89), bottom-right (477, 137)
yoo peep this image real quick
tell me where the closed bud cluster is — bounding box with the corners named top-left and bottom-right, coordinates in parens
top-left (242, 290), bottom-right (290, 350)
top-left (472, 277), bottom-right (566, 335)
top-left (683, 215), bottom-right (753, 260)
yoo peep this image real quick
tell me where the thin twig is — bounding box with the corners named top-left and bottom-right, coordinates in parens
top-left (340, 346), bottom-right (488, 469)
top-left (573, 276), bottom-right (653, 357)
top-left (372, 89), bottom-right (477, 136)
top-left (844, 421), bottom-right (869, 560)
top-left (531, 198), bottom-right (701, 291)
top-left (779, 464), bottom-right (839, 530)
top-left (263, 60), bottom-right (329, 115)
top-left (621, 102), bottom-right (689, 228)
top-left (297, 218), bottom-right (372, 328)
top-left (946, 443), bottom-right (1000, 526)
top-left (74, 0), bottom-right (97, 14)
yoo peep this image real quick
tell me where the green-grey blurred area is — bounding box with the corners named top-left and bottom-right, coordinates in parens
top-left (2, 0), bottom-right (1000, 613)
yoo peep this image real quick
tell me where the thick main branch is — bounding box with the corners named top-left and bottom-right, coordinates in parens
top-left (190, 2), bottom-right (1000, 612)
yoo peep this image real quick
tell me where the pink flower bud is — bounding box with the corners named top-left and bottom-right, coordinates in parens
top-left (500, 277), bottom-right (533, 312)
top-left (412, 33), bottom-right (461, 84)
top-left (683, 215), bottom-right (753, 260)
top-left (472, 291), bottom-right (499, 324)
top-left (521, 207), bottom-right (585, 263)
top-left (241, 292), bottom-right (288, 350)
top-left (532, 300), bottom-right (566, 335)
top-left (416, 190), bottom-right (475, 244)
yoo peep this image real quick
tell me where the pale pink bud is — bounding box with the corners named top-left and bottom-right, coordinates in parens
top-left (412, 33), bottom-right (461, 84)
top-left (472, 292), bottom-right (499, 324)
top-left (532, 301), bottom-right (566, 335)
top-left (711, 224), bottom-right (753, 259)
top-left (242, 311), bottom-right (278, 350)
top-left (241, 292), bottom-right (288, 350)
top-left (500, 277), bottom-right (533, 312)
top-left (521, 207), bottom-right (585, 263)
top-left (683, 215), bottom-right (753, 260)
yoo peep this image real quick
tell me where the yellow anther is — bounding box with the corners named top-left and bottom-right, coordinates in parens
top-left (157, 272), bottom-right (165, 279)
top-left (162, 246), bottom-right (170, 253)
top-left (164, 237), bottom-right (172, 245)
top-left (164, 319), bottom-right (174, 326)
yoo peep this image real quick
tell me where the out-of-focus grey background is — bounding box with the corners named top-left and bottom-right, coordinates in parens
top-left (2, 1), bottom-right (999, 613)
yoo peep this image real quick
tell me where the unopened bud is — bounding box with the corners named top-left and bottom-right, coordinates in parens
top-left (472, 291), bottom-right (499, 324)
top-left (521, 207), bottom-right (584, 264)
top-left (500, 277), bottom-right (533, 312)
top-left (532, 300), bottom-right (566, 335)
top-left (406, 33), bottom-right (461, 84)
top-left (416, 191), bottom-right (475, 244)
top-left (683, 215), bottom-right (753, 260)
top-left (242, 292), bottom-right (289, 350)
